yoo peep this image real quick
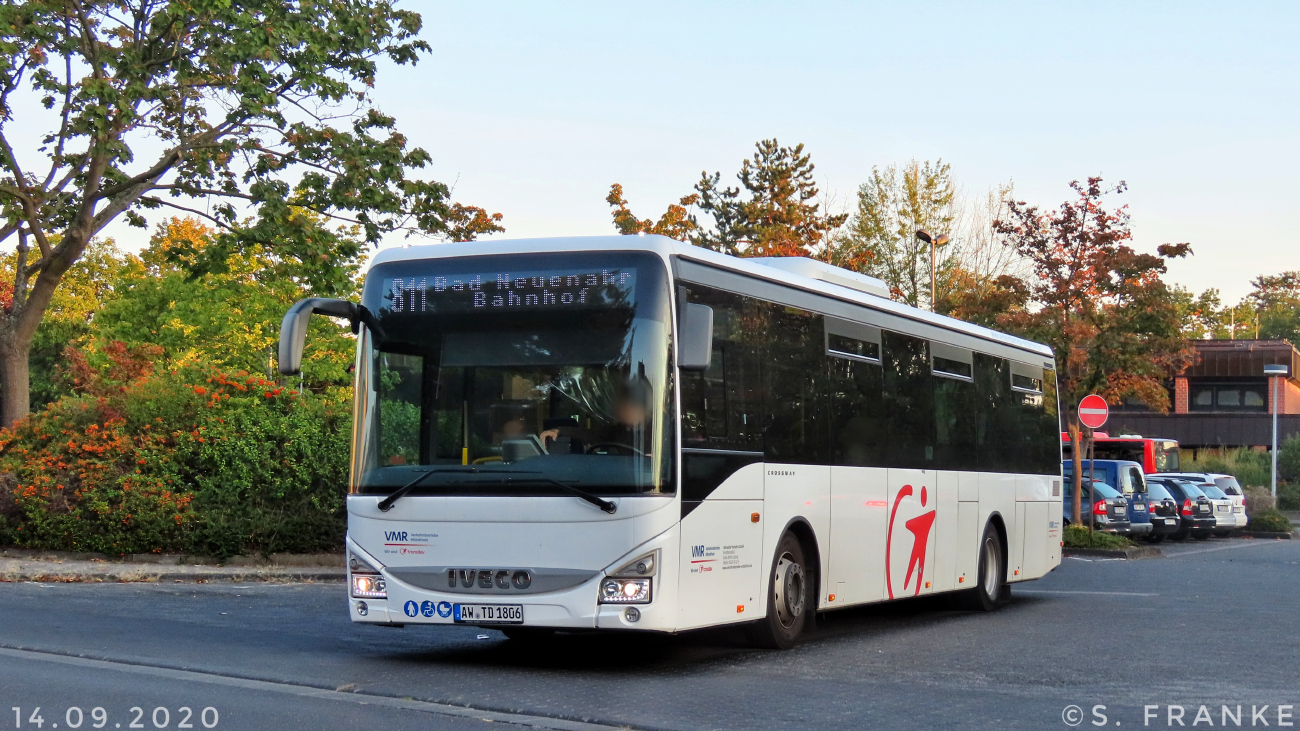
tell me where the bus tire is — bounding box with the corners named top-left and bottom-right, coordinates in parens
top-left (960, 523), bottom-right (1007, 612)
top-left (747, 531), bottom-right (810, 649)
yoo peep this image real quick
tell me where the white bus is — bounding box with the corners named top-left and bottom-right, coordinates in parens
top-left (279, 235), bottom-right (1063, 648)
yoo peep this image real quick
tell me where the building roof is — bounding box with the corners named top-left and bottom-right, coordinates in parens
top-left (1186, 339), bottom-right (1300, 384)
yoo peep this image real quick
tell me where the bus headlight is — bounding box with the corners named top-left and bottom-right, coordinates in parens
top-left (349, 550), bottom-right (387, 599)
top-left (351, 574), bottom-right (387, 599)
top-left (600, 577), bottom-right (651, 604)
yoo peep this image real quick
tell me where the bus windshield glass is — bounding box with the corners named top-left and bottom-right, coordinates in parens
top-left (1154, 440), bottom-right (1180, 471)
top-left (352, 252), bottom-right (674, 497)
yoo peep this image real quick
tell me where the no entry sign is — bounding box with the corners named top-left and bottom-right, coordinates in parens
top-left (1078, 394), bottom-right (1109, 430)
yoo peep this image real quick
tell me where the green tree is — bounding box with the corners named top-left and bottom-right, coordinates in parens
top-left (1247, 271), bottom-right (1300, 343)
top-left (90, 216), bottom-right (360, 386)
top-left (607, 139), bottom-right (845, 258)
top-left (831, 160), bottom-right (956, 308)
top-left (993, 177), bottom-right (1195, 527)
top-left (0, 0), bottom-right (503, 427)
top-left (1170, 286), bottom-right (1229, 340)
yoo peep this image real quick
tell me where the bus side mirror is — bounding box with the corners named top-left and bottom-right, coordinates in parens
top-left (679, 303), bottom-right (713, 371)
top-left (278, 298), bottom-right (360, 376)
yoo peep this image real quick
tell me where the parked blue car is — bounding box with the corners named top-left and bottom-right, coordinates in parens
top-left (1062, 459), bottom-right (1152, 538)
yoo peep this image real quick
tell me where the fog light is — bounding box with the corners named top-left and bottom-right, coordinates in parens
top-left (351, 574), bottom-right (387, 599)
top-left (356, 601), bottom-right (368, 616)
top-left (624, 607), bottom-right (640, 623)
top-left (599, 578), bottom-right (650, 604)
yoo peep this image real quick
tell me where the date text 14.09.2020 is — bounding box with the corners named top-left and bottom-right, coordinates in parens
top-left (12, 706), bottom-right (218, 729)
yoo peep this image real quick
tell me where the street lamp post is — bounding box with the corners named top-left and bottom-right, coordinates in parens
top-left (915, 229), bottom-right (950, 313)
top-left (1265, 363), bottom-right (1289, 499)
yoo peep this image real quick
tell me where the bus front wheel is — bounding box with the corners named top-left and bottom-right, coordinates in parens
top-left (960, 523), bottom-right (1008, 612)
top-left (747, 531), bottom-right (810, 649)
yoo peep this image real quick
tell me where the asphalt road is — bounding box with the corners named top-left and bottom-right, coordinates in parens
top-left (1, 537), bottom-right (1297, 731)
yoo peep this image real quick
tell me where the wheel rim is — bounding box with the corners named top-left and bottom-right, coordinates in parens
top-left (982, 535), bottom-right (1001, 598)
top-left (773, 551), bottom-right (805, 628)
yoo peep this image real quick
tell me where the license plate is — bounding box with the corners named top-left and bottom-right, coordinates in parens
top-left (1166, 518), bottom-right (1177, 524)
top-left (1217, 505), bottom-right (1228, 512)
top-left (1199, 506), bottom-right (1209, 513)
top-left (453, 604), bottom-right (524, 624)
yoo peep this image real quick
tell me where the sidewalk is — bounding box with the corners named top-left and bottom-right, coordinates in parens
top-left (0, 548), bottom-right (345, 583)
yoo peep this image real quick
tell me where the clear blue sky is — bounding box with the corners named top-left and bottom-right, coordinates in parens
top-left (370, 0), bottom-right (1299, 303)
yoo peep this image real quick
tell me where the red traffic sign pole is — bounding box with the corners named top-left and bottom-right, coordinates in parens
top-left (1079, 394), bottom-right (1109, 430)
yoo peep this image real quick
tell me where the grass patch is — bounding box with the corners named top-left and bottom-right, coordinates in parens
top-left (1063, 524), bottom-right (1137, 549)
top-left (1247, 509), bottom-right (1295, 534)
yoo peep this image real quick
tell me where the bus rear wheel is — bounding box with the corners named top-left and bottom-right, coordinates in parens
top-left (747, 532), bottom-right (809, 649)
top-left (960, 523), bottom-right (1007, 612)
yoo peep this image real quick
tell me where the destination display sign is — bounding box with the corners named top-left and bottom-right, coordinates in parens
top-left (379, 266), bottom-right (637, 316)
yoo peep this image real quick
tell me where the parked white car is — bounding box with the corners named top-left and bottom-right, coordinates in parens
top-left (1156, 472), bottom-right (1248, 534)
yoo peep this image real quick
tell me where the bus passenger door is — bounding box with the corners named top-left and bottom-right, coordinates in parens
top-left (827, 466), bottom-right (888, 606)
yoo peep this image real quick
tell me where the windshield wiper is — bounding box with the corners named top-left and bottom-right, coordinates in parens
top-left (504, 476), bottom-right (618, 514)
top-left (378, 469), bottom-right (457, 512)
top-left (375, 469), bottom-right (617, 514)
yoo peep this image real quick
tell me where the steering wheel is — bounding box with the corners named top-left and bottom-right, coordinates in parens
top-left (586, 442), bottom-right (645, 457)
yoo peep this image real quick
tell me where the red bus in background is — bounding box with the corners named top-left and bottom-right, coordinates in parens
top-left (1060, 433), bottom-right (1181, 474)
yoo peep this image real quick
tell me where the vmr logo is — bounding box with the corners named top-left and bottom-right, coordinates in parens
top-left (383, 531), bottom-right (409, 542)
top-left (691, 545), bottom-right (706, 558)
top-left (885, 484), bottom-right (938, 599)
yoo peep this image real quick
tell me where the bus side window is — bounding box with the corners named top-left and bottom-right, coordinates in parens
top-left (932, 344), bottom-right (978, 471)
top-left (679, 285), bottom-right (761, 452)
top-left (974, 353), bottom-right (1013, 473)
top-left (829, 352), bottom-right (884, 468)
top-left (762, 303), bottom-right (828, 464)
top-left (882, 331), bottom-right (934, 468)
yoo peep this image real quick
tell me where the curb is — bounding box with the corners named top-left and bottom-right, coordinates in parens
top-left (1237, 530), bottom-right (1295, 540)
top-left (0, 547), bottom-right (342, 567)
top-left (1063, 545), bottom-right (1163, 559)
top-left (0, 567), bottom-right (346, 583)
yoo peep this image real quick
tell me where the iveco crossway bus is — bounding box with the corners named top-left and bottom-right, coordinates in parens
top-left (278, 235), bottom-right (1063, 648)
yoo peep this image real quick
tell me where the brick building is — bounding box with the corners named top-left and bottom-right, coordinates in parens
top-left (1108, 339), bottom-right (1300, 450)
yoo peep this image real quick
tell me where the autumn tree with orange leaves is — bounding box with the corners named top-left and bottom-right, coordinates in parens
top-left (992, 177), bottom-right (1195, 526)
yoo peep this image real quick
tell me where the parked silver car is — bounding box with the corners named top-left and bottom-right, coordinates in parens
top-left (1155, 472), bottom-right (1247, 534)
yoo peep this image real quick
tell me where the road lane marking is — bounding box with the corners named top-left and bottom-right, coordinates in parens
top-left (1163, 540), bottom-right (1290, 558)
top-left (0, 646), bottom-right (619, 730)
top-left (1014, 590), bottom-right (1158, 597)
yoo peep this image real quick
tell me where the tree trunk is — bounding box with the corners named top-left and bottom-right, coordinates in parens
top-left (1069, 418), bottom-right (1084, 532)
top-left (0, 333), bottom-right (32, 429)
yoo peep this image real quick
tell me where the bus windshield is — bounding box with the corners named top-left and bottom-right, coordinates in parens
top-left (1154, 440), bottom-right (1180, 471)
top-left (351, 251), bottom-right (675, 497)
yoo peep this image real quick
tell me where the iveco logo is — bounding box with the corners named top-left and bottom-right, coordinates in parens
top-left (447, 569), bottom-right (532, 590)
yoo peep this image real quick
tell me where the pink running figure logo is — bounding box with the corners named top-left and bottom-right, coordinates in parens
top-left (885, 484), bottom-right (938, 599)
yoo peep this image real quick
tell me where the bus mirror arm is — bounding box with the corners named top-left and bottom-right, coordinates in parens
top-left (679, 303), bottom-right (714, 371)
top-left (279, 297), bottom-right (380, 376)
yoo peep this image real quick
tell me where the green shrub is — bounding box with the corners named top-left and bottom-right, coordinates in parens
top-left (1063, 524), bottom-right (1136, 549)
top-left (1279, 433), bottom-right (1300, 484)
top-left (1247, 508), bottom-right (1295, 534)
top-left (1277, 483), bottom-right (1300, 512)
top-left (1182, 447), bottom-right (1271, 488)
top-left (0, 365), bottom-right (350, 557)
